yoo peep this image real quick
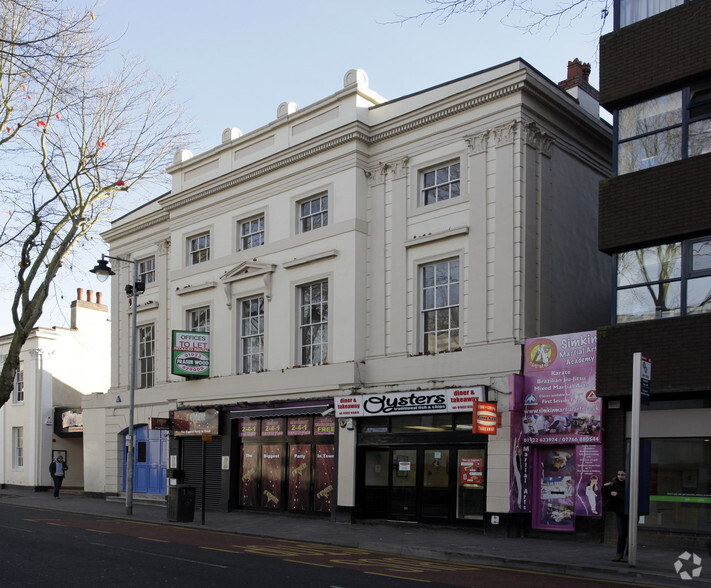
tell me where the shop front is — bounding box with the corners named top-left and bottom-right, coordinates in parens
top-left (230, 402), bottom-right (336, 516)
top-left (337, 388), bottom-right (489, 525)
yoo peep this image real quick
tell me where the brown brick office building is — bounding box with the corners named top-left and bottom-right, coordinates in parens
top-left (597, 0), bottom-right (711, 543)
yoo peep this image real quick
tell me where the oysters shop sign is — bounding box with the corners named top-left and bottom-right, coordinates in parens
top-left (335, 387), bottom-right (485, 417)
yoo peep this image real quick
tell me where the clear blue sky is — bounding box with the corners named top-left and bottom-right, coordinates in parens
top-left (0, 0), bottom-right (612, 334)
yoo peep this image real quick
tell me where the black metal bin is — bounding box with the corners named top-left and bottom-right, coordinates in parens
top-left (167, 484), bottom-right (196, 522)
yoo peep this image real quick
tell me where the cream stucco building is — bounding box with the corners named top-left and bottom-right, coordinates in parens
top-left (1, 290), bottom-right (110, 491)
top-left (86, 59), bottom-right (611, 531)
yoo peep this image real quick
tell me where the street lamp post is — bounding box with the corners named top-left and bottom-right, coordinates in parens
top-left (91, 254), bottom-right (144, 515)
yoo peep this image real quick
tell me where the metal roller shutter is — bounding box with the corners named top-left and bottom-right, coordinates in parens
top-left (181, 437), bottom-right (222, 510)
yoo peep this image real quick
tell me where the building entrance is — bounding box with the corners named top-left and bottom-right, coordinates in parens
top-left (358, 445), bottom-right (485, 523)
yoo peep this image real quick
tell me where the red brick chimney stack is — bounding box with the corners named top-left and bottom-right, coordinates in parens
top-left (559, 58), bottom-right (592, 91)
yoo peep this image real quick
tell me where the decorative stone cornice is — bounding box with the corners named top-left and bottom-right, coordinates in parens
top-left (175, 281), bottom-right (218, 296)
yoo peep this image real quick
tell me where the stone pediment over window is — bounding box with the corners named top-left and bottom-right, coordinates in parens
top-left (221, 261), bottom-right (277, 307)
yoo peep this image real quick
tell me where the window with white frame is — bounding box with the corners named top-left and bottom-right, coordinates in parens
top-left (12, 427), bottom-right (23, 468)
top-left (421, 259), bottom-right (460, 354)
top-left (138, 324), bottom-right (155, 388)
top-left (188, 233), bottom-right (210, 265)
top-left (299, 280), bottom-right (328, 365)
top-left (13, 360), bottom-right (24, 403)
top-left (299, 194), bottom-right (328, 233)
top-left (138, 257), bottom-right (155, 285)
top-left (240, 296), bottom-right (264, 373)
top-left (240, 215), bottom-right (265, 250)
top-left (420, 161), bottom-right (460, 206)
top-left (187, 306), bottom-right (210, 332)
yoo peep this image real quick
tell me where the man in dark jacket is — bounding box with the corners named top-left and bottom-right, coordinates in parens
top-left (603, 470), bottom-right (627, 561)
top-left (49, 455), bottom-right (68, 498)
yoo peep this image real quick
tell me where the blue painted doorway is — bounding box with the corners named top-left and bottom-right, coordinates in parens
top-left (123, 425), bottom-right (168, 494)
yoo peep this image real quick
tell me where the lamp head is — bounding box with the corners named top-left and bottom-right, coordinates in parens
top-left (90, 257), bottom-right (115, 282)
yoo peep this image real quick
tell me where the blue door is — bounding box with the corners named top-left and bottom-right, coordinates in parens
top-left (124, 426), bottom-right (167, 494)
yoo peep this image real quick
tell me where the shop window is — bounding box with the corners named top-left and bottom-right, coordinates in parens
top-left (640, 437), bottom-right (711, 531)
top-left (391, 415), bottom-right (454, 433)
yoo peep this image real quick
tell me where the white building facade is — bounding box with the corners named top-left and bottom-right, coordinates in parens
top-left (89, 60), bottom-right (611, 531)
top-left (0, 290), bottom-right (110, 491)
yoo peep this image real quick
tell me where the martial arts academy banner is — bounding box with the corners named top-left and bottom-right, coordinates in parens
top-left (509, 331), bottom-right (604, 530)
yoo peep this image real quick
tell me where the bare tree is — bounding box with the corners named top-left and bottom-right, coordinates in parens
top-left (391, 0), bottom-right (612, 33)
top-left (0, 1), bottom-right (190, 408)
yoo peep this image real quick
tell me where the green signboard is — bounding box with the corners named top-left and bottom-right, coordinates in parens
top-left (172, 330), bottom-right (210, 377)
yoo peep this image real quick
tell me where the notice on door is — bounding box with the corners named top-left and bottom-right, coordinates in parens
top-left (460, 458), bottom-right (483, 484)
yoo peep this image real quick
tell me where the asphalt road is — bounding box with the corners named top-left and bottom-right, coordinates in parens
top-left (0, 503), bottom-right (656, 587)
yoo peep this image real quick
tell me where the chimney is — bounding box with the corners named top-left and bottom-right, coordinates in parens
top-left (71, 286), bottom-right (108, 329)
top-left (558, 58), bottom-right (599, 117)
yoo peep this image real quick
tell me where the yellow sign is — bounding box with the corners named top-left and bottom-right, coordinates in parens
top-left (202, 433), bottom-right (212, 442)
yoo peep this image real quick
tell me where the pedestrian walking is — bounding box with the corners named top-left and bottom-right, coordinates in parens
top-left (603, 470), bottom-right (627, 561)
top-left (49, 455), bottom-right (68, 498)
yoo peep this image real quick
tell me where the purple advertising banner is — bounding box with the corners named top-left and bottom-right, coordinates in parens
top-left (533, 446), bottom-right (577, 531)
top-left (574, 444), bottom-right (604, 516)
top-left (522, 331), bottom-right (601, 445)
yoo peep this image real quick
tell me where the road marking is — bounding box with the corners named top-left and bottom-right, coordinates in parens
top-left (139, 536), bottom-right (169, 543)
top-left (283, 559), bottom-right (334, 568)
top-left (0, 524), bottom-right (32, 533)
top-left (365, 571), bottom-right (431, 583)
top-left (46, 522), bottom-right (67, 527)
top-left (90, 543), bottom-right (228, 569)
top-left (86, 529), bottom-right (113, 534)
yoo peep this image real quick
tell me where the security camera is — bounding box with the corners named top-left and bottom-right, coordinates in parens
top-left (321, 407), bottom-right (334, 416)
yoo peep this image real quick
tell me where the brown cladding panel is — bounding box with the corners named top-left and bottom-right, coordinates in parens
top-left (598, 155), bottom-right (711, 254)
top-left (596, 314), bottom-right (711, 397)
top-left (600, 2), bottom-right (711, 109)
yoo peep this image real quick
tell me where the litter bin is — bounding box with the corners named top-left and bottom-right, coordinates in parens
top-left (167, 485), bottom-right (196, 522)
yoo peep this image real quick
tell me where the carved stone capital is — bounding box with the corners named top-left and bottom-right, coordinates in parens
top-left (156, 238), bottom-right (171, 255)
top-left (491, 121), bottom-right (517, 147)
top-left (465, 131), bottom-right (489, 155)
top-left (520, 121), bottom-right (553, 158)
top-left (365, 163), bottom-right (388, 187)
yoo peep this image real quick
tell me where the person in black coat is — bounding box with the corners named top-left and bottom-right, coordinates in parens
top-left (603, 470), bottom-right (627, 561)
top-left (49, 455), bottom-right (68, 498)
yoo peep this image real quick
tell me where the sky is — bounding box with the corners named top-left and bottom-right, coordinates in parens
top-left (0, 0), bottom-right (612, 335)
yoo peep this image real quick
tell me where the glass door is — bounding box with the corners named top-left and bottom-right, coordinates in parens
top-left (362, 449), bottom-right (389, 518)
top-left (422, 449), bottom-right (450, 519)
top-left (457, 449), bottom-right (485, 520)
top-left (390, 449), bottom-right (417, 520)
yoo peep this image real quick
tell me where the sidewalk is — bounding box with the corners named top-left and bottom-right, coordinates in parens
top-left (0, 487), bottom-right (707, 587)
